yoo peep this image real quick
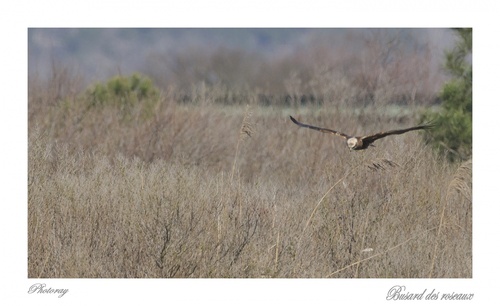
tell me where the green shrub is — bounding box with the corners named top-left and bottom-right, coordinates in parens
top-left (421, 29), bottom-right (472, 162)
top-left (86, 73), bottom-right (160, 120)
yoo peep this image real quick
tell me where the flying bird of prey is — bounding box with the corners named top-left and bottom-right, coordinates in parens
top-left (289, 116), bottom-right (433, 151)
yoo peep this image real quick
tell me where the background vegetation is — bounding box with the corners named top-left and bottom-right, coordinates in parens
top-left (28, 29), bottom-right (472, 278)
top-left (422, 28), bottom-right (472, 161)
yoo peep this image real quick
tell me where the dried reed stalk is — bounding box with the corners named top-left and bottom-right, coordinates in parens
top-left (230, 105), bottom-right (254, 182)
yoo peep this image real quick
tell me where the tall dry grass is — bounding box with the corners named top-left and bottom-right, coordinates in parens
top-left (28, 67), bottom-right (471, 278)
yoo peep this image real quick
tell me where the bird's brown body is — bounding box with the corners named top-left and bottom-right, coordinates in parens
top-left (289, 116), bottom-right (433, 151)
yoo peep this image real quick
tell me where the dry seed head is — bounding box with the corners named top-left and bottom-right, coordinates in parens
top-left (239, 105), bottom-right (254, 139)
top-left (367, 158), bottom-right (400, 171)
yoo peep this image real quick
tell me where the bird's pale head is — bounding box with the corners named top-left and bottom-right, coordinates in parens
top-left (347, 138), bottom-right (358, 150)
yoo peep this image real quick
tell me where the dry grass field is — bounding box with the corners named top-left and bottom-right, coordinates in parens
top-left (28, 66), bottom-right (471, 278)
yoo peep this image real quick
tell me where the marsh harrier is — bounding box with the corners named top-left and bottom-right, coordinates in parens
top-left (289, 116), bottom-right (433, 151)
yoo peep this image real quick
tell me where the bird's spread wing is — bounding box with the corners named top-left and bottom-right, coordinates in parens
top-left (361, 124), bottom-right (434, 144)
top-left (289, 116), bottom-right (350, 139)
